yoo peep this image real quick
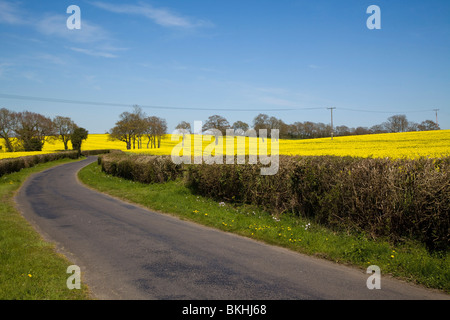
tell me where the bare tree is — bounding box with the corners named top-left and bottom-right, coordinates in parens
top-left (0, 108), bottom-right (18, 152)
top-left (384, 114), bottom-right (409, 133)
top-left (369, 124), bottom-right (387, 134)
top-left (418, 120), bottom-right (440, 131)
top-left (175, 121), bottom-right (192, 146)
top-left (155, 117), bottom-right (167, 148)
top-left (109, 106), bottom-right (149, 150)
top-left (144, 116), bottom-right (167, 149)
top-left (109, 111), bottom-right (136, 150)
top-left (53, 116), bottom-right (77, 150)
top-left (203, 115), bottom-right (230, 145)
top-left (336, 125), bottom-right (351, 136)
top-left (232, 121), bottom-right (249, 136)
top-left (14, 111), bottom-right (56, 151)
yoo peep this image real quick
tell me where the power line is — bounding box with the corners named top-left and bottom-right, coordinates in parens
top-left (0, 93), bottom-right (320, 112)
top-left (0, 93), bottom-right (442, 117)
top-left (338, 107), bottom-right (436, 114)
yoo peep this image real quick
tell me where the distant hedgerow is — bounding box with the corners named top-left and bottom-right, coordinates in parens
top-left (0, 151), bottom-right (79, 177)
top-left (98, 152), bottom-right (183, 184)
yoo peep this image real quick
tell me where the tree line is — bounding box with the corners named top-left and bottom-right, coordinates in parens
top-left (108, 106), bottom-right (167, 150)
top-left (0, 107), bottom-right (88, 153)
top-left (175, 113), bottom-right (441, 140)
top-left (1, 105), bottom-right (441, 153)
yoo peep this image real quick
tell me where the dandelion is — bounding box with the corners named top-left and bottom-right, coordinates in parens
top-left (28, 274), bottom-right (32, 278)
top-left (204, 213), bottom-right (208, 216)
top-left (391, 255), bottom-right (395, 259)
top-left (193, 210), bottom-right (199, 213)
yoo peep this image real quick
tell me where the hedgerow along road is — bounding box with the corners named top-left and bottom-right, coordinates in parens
top-left (15, 157), bottom-right (448, 300)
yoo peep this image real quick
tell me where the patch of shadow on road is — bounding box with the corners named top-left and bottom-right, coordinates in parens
top-left (138, 258), bottom-right (295, 299)
top-left (32, 205), bottom-right (59, 219)
top-left (142, 260), bottom-right (198, 280)
top-left (121, 204), bottom-right (137, 210)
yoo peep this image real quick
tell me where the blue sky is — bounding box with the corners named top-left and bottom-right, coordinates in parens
top-left (0, 0), bottom-right (449, 133)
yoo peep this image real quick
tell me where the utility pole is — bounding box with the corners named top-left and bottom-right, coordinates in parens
top-left (433, 109), bottom-right (439, 126)
top-left (327, 107), bottom-right (336, 140)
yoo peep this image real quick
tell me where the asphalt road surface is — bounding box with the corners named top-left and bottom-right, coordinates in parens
top-left (15, 157), bottom-right (449, 300)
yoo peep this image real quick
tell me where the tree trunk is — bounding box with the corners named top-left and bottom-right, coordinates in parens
top-left (3, 137), bottom-right (14, 152)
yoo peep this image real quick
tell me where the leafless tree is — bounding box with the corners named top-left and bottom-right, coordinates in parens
top-left (53, 116), bottom-right (78, 150)
top-left (0, 108), bottom-right (18, 152)
top-left (14, 111), bottom-right (56, 151)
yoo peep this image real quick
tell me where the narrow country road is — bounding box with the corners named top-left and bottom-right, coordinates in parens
top-left (14, 157), bottom-right (448, 300)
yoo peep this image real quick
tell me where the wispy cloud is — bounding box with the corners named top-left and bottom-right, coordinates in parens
top-left (34, 53), bottom-right (67, 65)
top-left (36, 14), bottom-right (111, 44)
top-left (90, 1), bottom-right (213, 29)
top-left (0, 0), bottom-right (26, 25)
top-left (308, 64), bottom-right (323, 69)
top-left (68, 47), bottom-right (118, 58)
top-left (36, 15), bottom-right (123, 58)
top-left (0, 1), bottom-right (121, 59)
top-left (0, 62), bottom-right (13, 78)
top-left (22, 71), bottom-right (42, 83)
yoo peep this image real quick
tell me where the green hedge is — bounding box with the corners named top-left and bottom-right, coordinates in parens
top-left (0, 151), bottom-right (79, 177)
top-left (98, 153), bottom-right (183, 184)
top-left (81, 149), bottom-right (121, 156)
top-left (184, 155), bottom-right (449, 252)
top-left (0, 149), bottom-right (118, 177)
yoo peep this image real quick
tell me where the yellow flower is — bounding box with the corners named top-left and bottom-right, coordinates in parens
top-left (193, 210), bottom-right (199, 213)
top-left (28, 274), bottom-right (32, 278)
top-left (204, 213), bottom-right (208, 216)
top-left (391, 255), bottom-right (395, 258)
top-left (1, 130), bottom-right (449, 160)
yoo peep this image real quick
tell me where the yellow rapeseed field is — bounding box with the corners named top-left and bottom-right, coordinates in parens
top-left (1, 130), bottom-right (449, 160)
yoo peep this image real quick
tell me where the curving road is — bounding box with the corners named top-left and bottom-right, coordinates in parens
top-left (14, 157), bottom-right (448, 300)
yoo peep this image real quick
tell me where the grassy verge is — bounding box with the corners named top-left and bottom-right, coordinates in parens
top-left (0, 158), bottom-right (91, 300)
top-left (79, 162), bottom-right (449, 294)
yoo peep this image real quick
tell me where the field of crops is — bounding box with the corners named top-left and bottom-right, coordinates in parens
top-left (1, 130), bottom-right (449, 160)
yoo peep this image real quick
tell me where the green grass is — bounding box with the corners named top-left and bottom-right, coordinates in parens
top-left (0, 158), bottom-right (92, 300)
top-left (79, 162), bottom-right (449, 293)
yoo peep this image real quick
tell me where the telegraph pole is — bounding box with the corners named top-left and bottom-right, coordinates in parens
top-left (327, 107), bottom-right (336, 140)
top-left (433, 109), bottom-right (439, 126)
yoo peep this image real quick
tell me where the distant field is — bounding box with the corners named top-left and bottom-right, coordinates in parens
top-left (1, 130), bottom-right (449, 160)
